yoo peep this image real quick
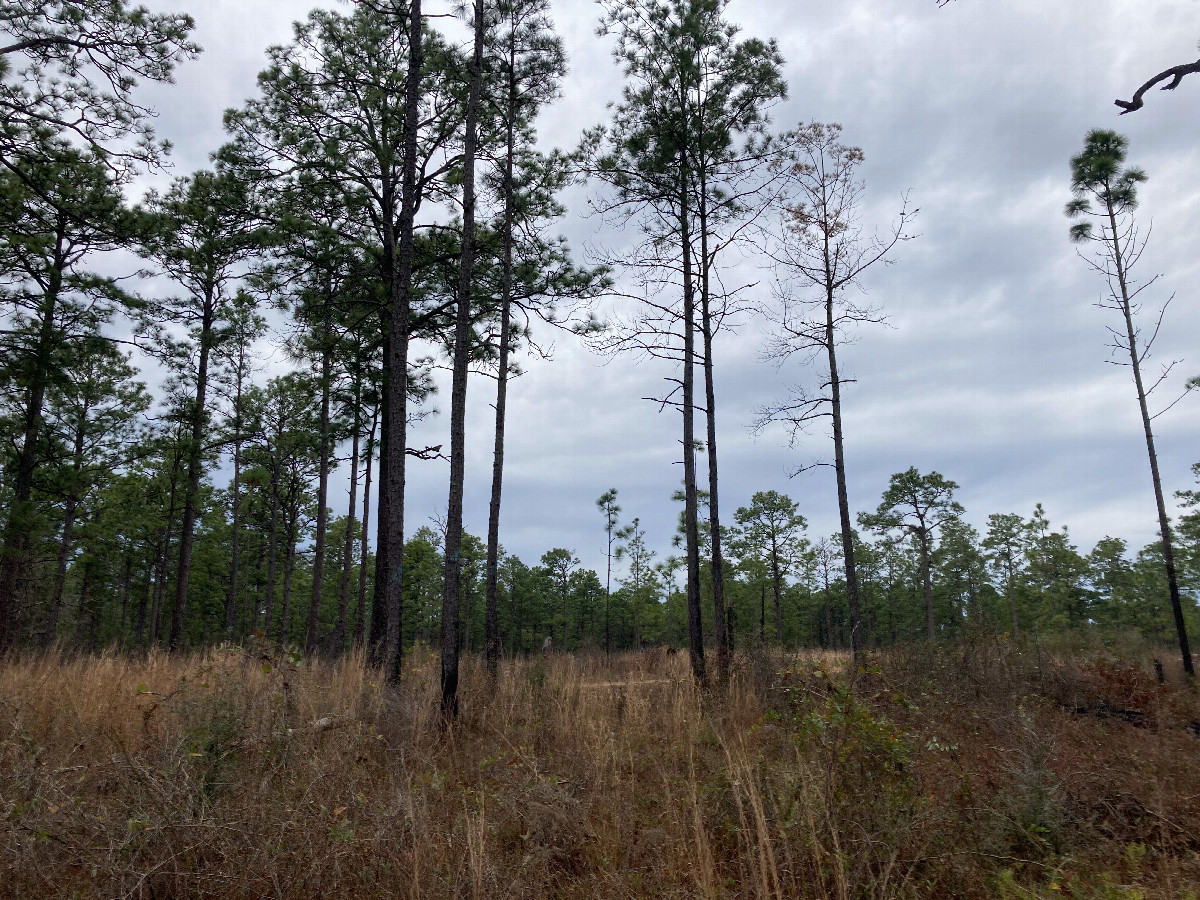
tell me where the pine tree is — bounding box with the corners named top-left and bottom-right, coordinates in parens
top-left (141, 168), bottom-right (265, 652)
top-left (0, 144), bottom-right (142, 649)
top-left (1066, 129), bottom-right (1193, 677)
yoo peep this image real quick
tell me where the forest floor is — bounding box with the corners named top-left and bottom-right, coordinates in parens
top-left (3, 637), bottom-right (1200, 899)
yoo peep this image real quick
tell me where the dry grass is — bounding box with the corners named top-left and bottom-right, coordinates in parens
top-left (3, 637), bottom-right (1200, 899)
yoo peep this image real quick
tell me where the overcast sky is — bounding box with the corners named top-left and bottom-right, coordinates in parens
top-left (128, 0), bottom-right (1200, 576)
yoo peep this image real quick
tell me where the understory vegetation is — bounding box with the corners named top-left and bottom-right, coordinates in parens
top-left (3, 638), bottom-right (1199, 899)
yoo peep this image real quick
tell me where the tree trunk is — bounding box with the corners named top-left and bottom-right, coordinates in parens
top-left (307, 343), bottom-right (333, 655)
top-left (887, 584), bottom-right (897, 645)
top-left (1105, 195), bottom-right (1194, 677)
top-left (149, 529), bottom-right (168, 646)
top-left (1006, 560), bottom-right (1020, 638)
top-left (561, 576), bottom-right (569, 649)
top-left (168, 298), bottom-right (216, 652)
top-left (250, 546), bottom-right (264, 637)
top-left (47, 496), bottom-right (80, 644)
top-left (371, 327), bottom-right (390, 666)
top-left (279, 500), bottom-right (297, 649)
top-left (118, 553), bottom-right (133, 642)
top-left (462, 577), bottom-right (472, 654)
top-left (697, 168), bottom-right (728, 680)
top-left (263, 459), bottom-right (281, 642)
top-left (356, 402), bottom-right (377, 649)
top-left (440, 0), bottom-right (484, 719)
top-left (135, 546), bottom-right (152, 646)
top-left (0, 238), bottom-right (63, 651)
top-left (631, 565), bottom-right (641, 649)
top-left (770, 537), bottom-right (784, 644)
top-left (73, 559), bottom-right (94, 648)
top-left (224, 385), bottom-right (244, 643)
top-left (484, 301), bottom-right (510, 676)
top-left (334, 381), bottom-right (362, 655)
top-left (384, 0), bottom-right (424, 686)
top-left (919, 528), bottom-right (935, 642)
top-left (826, 284), bottom-right (863, 658)
top-left (759, 578), bottom-right (766, 643)
top-left (509, 566), bottom-right (518, 657)
top-left (485, 27), bottom-right (519, 685)
top-left (150, 441), bottom-right (184, 646)
top-left (605, 531), bottom-right (612, 656)
top-left (680, 152), bottom-right (705, 685)
top-left (823, 570), bottom-right (834, 651)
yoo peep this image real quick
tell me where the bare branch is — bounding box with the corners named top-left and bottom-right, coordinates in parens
top-left (1116, 57), bottom-right (1200, 113)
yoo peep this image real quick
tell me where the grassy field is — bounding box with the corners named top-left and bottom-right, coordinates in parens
top-left (3, 637), bottom-right (1200, 898)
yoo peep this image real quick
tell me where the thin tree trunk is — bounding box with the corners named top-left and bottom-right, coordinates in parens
top-left (356, 402), bottom-right (377, 649)
top-left (279, 500), bottom-right (298, 649)
top-left (168, 299), bottom-right (215, 652)
top-left (149, 530), bottom-right (168, 646)
top-left (48, 410), bottom-right (89, 643)
top-left (73, 559), bottom-right (94, 648)
top-left (334, 382), bottom-right (362, 655)
top-left (631, 563), bottom-right (641, 649)
top-left (509, 566), bottom-right (517, 657)
top-left (1105, 195), bottom-right (1194, 677)
top-left (440, 0), bottom-right (484, 718)
top-left (135, 546), bottom-right (152, 647)
top-left (0, 237), bottom-right (63, 650)
top-left (770, 541), bottom-right (784, 644)
top-left (484, 296), bottom-right (510, 677)
top-left (680, 156), bottom-right (705, 685)
top-left (919, 529), bottom-right (935, 642)
top-left (262, 460), bottom-right (281, 642)
top-left (1007, 561), bottom-right (1019, 638)
top-left (485, 29), bottom-right (520, 684)
top-left (823, 567), bottom-right (834, 651)
top-left (463, 577), bottom-right (472, 654)
top-left (561, 576), bottom-right (569, 649)
top-left (119, 554), bottom-right (133, 641)
top-left (371, 326), bottom-right (390, 666)
top-left (697, 168), bottom-right (728, 680)
top-left (605, 529), bottom-right (612, 656)
top-left (887, 583), bottom-right (897, 645)
top-left (384, 0), bottom-right (423, 685)
top-left (224, 387), bottom-right (244, 643)
top-left (307, 344), bottom-right (333, 654)
top-left (47, 495), bottom-right (79, 644)
top-left (759, 577), bottom-right (766, 642)
top-left (150, 443), bottom-right (184, 646)
top-left (826, 283), bottom-right (863, 657)
top-left (250, 544), bottom-right (264, 637)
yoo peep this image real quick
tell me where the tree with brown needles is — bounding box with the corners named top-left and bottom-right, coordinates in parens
top-left (755, 123), bottom-right (914, 660)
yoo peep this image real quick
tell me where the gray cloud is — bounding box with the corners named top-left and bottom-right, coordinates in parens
top-left (128, 0), bottom-right (1200, 574)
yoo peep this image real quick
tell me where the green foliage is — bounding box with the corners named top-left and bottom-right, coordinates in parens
top-left (0, 0), bottom-right (197, 167)
top-left (1065, 130), bottom-right (1146, 243)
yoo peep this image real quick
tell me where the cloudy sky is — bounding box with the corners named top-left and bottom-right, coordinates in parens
top-left (129, 0), bottom-right (1200, 575)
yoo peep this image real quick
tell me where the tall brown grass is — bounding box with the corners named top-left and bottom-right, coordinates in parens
top-left (2, 637), bottom-right (1199, 898)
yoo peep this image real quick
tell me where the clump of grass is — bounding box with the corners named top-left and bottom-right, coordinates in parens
top-left (2, 639), bottom-right (1198, 898)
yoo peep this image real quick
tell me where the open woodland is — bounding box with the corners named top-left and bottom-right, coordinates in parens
top-left (3, 0), bottom-right (1200, 896)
